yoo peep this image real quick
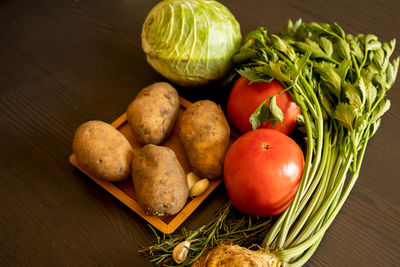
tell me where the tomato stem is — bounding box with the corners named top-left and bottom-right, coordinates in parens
top-left (261, 143), bottom-right (270, 151)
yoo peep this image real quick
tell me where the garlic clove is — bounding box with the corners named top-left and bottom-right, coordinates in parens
top-left (172, 241), bottom-right (191, 264)
top-left (189, 178), bottom-right (209, 198)
top-left (187, 172), bottom-right (201, 190)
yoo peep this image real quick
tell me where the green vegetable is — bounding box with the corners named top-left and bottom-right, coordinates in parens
top-left (230, 19), bottom-right (399, 265)
top-left (140, 20), bottom-right (398, 266)
top-left (142, 0), bottom-right (242, 87)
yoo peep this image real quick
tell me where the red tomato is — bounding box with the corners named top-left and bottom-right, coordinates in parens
top-left (227, 77), bottom-right (301, 135)
top-left (223, 129), bottom-right (304, 217)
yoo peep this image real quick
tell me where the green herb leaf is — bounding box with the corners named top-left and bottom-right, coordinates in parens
top-left (260, 47), bottom-right (280, 63)
top-left (318, 84), bottom-right (335, 118)
top-left (365, 34), bottom-right (381, 51)
top-left (364, 78), bottom-right (378, 109)
top-left (296, 38), bottom-right (329, 60)
top-left (380, 41), bottom-right (395, 71)
top-left (369, 118), bottom-right (381, 137)
top-left (286, 19), bottom-right (294, 32)
top-left (320, 37), bottom-right (333, 57)
top-left (290, 51), bottom-right (311, 82)
top-left (271, 34), bottom-right (297, 61)
top-left (356, 77), bottom-right (367, 108)
top-left (362, 64), bottom-right (379, 82)
top-left (354, 115), bottom-right (368, 132)
top-left (305, 22), bottom-right (331, 37)
top-left (314, 61), bottom-right (342, 99)
top-left (259, 102), bottom-right (270, 126)
top-left (334, 102), bottom-right (357, 131)
top-left (348, 35), bottom-right (363, 63)
top-left (331, 22), bottom-right (346, 39)
top-left (386, 57), bottom-right (400, 87)
top-left (372, 48), bottom-right (385, 69)
top-left (335, 38), bottom-right (351, 60)
top-left (374, 71), bottom-right (387, 91)
top-left (343, 82), bottom-right (362, 109)
top-left (337, 59), bottom-right (351, 80)
top-left (293, 19), bottom-right (303, 33)
top-left (249, 100), bottom-right (267, 129)
top-left (268, 95), bottom-right (284, 126)
top-left (371, 99), bottom-right (391, 123)
top-left (243, 27), bottom-right (269, 49)
top-left (237, 67), bottom-right (272, 84)
top-left (232, 47), bottom-right (258, 63)
top-left (263, 61), bottom-right (291, 83)
top-left (249, 94), bottom-right (284, 129)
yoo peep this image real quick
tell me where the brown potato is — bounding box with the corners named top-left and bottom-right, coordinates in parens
top-left (126, 82), bottom-right (180, 145)
top-left (179, 100), bottom-right (230, 179)
top-left (132, 144), bottom-right (188, 216)
top-left (72, 120), bottom-right (133, 182)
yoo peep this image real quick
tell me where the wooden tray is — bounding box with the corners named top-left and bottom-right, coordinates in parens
top-left (69, 97), bottom-right (236, 234)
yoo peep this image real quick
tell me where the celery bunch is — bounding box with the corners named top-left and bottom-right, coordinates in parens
top-left (233, 19), bottom-right (398, 265)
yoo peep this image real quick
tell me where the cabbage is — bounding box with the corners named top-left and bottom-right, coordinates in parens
top-left (141, 0), bottom-right (242, 87)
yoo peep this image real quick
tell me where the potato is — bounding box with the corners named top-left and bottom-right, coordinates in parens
top-left (72, 120), bottom-right (133, 182)
top-left (126, 82), bottom-right (180, 145)
top-left (132, 144), bottom-right (189, 216)
top-left (179, 100), bottom-right (230, 179)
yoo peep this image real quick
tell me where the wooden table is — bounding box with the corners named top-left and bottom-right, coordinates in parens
top-left (1, 0), bottom-right (399, 266)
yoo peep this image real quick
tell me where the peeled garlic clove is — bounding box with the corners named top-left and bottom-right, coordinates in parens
top-left (187, 172), bottom-right (201, 190)
top-left (189, 178), bottom-right (209, 197)
top-left (172, 241), bottom-right (191, 264)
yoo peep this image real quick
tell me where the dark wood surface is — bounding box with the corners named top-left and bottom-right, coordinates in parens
top-left (1, 0), bottom-right (399, 266)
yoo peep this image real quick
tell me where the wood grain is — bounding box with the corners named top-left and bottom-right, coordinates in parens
top-left (0, 0), bottom-right (399, 266)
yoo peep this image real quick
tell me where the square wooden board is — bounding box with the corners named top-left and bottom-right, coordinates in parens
top-left (69, 97), bottom-right (237, 234)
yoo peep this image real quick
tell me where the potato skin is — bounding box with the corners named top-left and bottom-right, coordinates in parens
top-left (72, 121), bottom-right (133, 182)
top-left (132, 145), bottom-right (189, 216)
top-left (126, 82), bottom-right (180, 145)
top-left (179, 100), bottom-right (230, 179)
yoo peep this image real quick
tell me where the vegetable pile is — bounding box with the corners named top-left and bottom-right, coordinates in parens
top-left (193, 20), bottom-right (399, 265)
top-left (73, 82), bottom-right (230, 218)
top-left (140, 18), bottom-right (399, 266)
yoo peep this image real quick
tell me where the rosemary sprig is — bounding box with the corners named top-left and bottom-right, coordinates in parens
top-left (138, 202), bottom-right (272, 266)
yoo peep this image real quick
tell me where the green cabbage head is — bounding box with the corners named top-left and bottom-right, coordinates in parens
top-left (142, 0), bottom-right (242, 87)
